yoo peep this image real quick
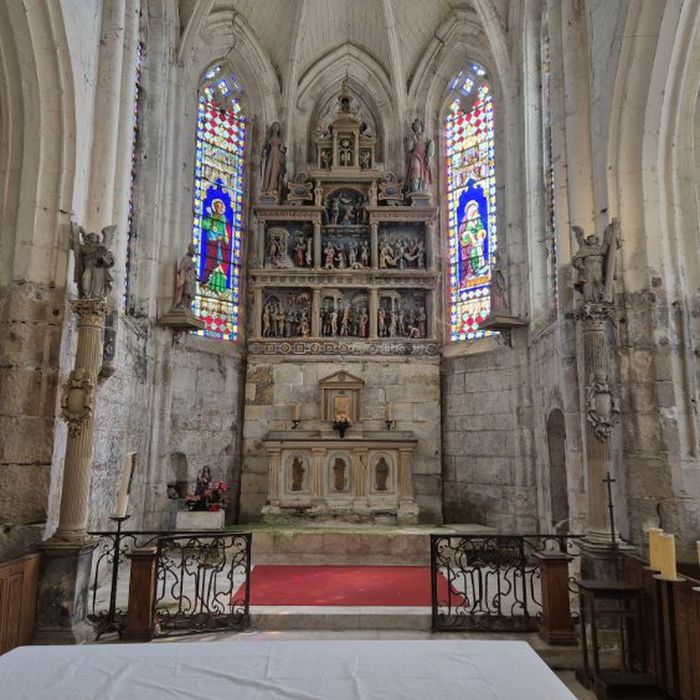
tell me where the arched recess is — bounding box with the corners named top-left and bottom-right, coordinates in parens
top-left (295, 44), bottom-right (395, 169)
top-left (546, 408), bottom-right (569, 532)
top-left (0, 0), bottom-right (76, 287)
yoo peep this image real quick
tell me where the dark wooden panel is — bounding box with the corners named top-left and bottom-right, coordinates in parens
top-left (0, 553), bottom-right (40, 654)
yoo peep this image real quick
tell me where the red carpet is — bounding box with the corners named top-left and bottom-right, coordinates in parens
top-left (234, 565), bottom-right (465, 607)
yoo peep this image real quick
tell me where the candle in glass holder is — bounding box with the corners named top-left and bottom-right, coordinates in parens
top-left (115, 452), bottom-right (136, 518)
top-left (648, 528), bottom-right (664, 571)
top-left (292, 403), bottom-right (301, 421)
top-left (656, 533), bottom-right (677, 580)
top-left (385, 403), bottom-right (393, 421)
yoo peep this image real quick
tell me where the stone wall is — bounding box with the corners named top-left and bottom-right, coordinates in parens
top-left (441, 337), bottom-right (537, 532)
top-left (240, 357), bottom-right (442, 523)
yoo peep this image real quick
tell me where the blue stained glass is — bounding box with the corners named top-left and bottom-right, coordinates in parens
top-left (445, 63), bottom-right (496, 341)
top-left (190, 65), bottom-right (246, 340)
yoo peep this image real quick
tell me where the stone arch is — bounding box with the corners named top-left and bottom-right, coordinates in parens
top-left (546, 408), bottom-right (569, 532)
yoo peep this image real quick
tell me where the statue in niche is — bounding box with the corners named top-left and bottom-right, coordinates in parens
top-left (339, 135), bottom-right (354, 166)
top-left (314, 181), bottom-right (324, 206)
top-left (262, 292), bottom-right (310, 338)
top-left (299, 311), bottom-right (310, 338)
top-left (292, 234), bottom-right (312, 268)
top-left (378, 234), bottom-right (425, 270)
top-left (261, 122), bottom-right (287, 198)
top-left (324, 242), bottom-right (336, 269)
top-left (332, 457), bottom-right (347, 491)
top-left (404, 119), bottom-right (434, 194)
top-left (71, 223), bottom-right (116, 300)
top-left (173, 243), bottom-right (197, 309)
top-left (267, 229), bottom-right (294, 269)
top-left (572, 221), bottom-right (618, 303)
top-left (360, 241), bottom-right (370, 268)
top-left (375, 458), bottom-right (389, 491)
top-left (291, 457), bottom-right (305, 491)
top-left (378, 297), bottom-right (426, 339)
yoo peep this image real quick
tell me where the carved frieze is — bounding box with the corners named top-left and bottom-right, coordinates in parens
top-left (248, 339), bottom-right (440, 357)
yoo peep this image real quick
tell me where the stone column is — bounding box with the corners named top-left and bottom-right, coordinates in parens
top-left (257, 218), bottom-right (266, 267)
top-left (35, 298), bottom-right (111, 643)
top-left (252, 288), bottom-right (263, 338)
top-left (425, 221), bottom-right (435, 270)
top-left (313, 221), bottom-right (322, 269)
top-left (267, 447), bottom-right (282, 506)
top-left (370, 222), bottom-right (379, 269)
top-left (369, 289), bottom-right (378, 339)
top-left (312, 289), bottom-right (322, 338)
top-left (354, 448), bottom-right (369, 498)
top-left (311, 448), bottom-right (326, 502)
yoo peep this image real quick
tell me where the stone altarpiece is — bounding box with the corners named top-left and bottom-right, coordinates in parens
top-left (243, 82), bottom-right (440, 524)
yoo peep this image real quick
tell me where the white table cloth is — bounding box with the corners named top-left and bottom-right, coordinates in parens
top-left (0, 639), bottom-right (575, 699)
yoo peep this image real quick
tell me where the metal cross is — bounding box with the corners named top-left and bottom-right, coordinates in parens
top-left (603, 471), bottom-right (617, 548)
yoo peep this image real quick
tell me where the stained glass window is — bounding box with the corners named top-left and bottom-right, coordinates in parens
top-left (445, 64), bottom-right (496, 341)
top-left (191, 64), bottom-right (247, 340)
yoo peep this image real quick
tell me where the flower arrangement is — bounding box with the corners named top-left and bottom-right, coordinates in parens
top-left (332, 412), bottom-right (352, 438)
top-left (184, 466), bottom-right (230, 512)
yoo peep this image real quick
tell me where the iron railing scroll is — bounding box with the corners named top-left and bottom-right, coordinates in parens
top-left (430, 533), bottom-right (582, 632)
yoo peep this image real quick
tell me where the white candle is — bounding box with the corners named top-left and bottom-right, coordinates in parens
top-left (385, 403), bottom-right (393, 421)
top-left (656, 533), bottom-right (677, 581)
top-left (115, 452), bottom-right (136, 518)
top-left (648, 528), bottom-right (664, 571)
top-left (292, 403), bottom-right (301, 421)
top-left (696, 540), bottom-right (700, 565)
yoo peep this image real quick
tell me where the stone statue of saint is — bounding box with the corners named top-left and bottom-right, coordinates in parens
top-left (71, 223), bottom-right (116, 300)
top-left (572, 221), bottom-right (618, 303)
top-left (261, 122), bottom-right (287, 197)
top-left (375, 457), bottom-right (389, 491)
top-left (291, 457), bottom-right (305, 491)
top-left (333, 458), bottom-right (346, 491)
top-left (174, 243), bottom-right (197, 309)
top-left (490, 250), bottom-right (508, 311)
top-left (404, 119), bottom-right (434, 193)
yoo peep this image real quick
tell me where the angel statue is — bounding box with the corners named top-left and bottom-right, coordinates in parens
top-left (572, 220), bottom-right (619, 303)
top-left (404, 119), bottom-right (435, 194)
top-left (71, 223), bottom-right (116, 300)
top-left (261, 121), bottom-right (287, 199)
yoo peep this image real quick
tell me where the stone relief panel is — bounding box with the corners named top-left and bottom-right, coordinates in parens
top-left (370, 453), bottom-right (395, 494)
top-left (327, 452), bottom-right (352, 495)
top-left (285, 453), bottom-right (310, 494)
top-left (323, 188), bottom-right (369, 227)
top-left (378, 290), bottom-right (427, 339)
top-left (262, 289), bottom-right (312, 338)
top-left (378, 223), bottom-right (426, 270)
top-left (321, 289), bottom-right (369, 338)
top-left (265, 223), bottom-right (313, 269)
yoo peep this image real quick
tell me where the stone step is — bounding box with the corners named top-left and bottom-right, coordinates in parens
top-left (242, 523), bottom-right (495, 566)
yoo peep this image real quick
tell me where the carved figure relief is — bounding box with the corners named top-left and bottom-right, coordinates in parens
top-left (585, 371), bottom-right (620, 441)
top-left (262, 290), bottom-right (312, 338)
top-left (291, 456), bottom-right (305, 492)
top-left (266, 225), bottom-right (313, 269)
top-left (323, 189), bottom-right (368, 226)
top-left (321, 290), bottom-right (369, 338)
top-left (375, 457), bottom-right (390, 492)
top-left (490, 250), bottom-right (508, 311)
top-left (332, 457), bottom-right (347, 491)
top-left (71, 223), bottom-right (116, 300)
top-left (378, 292), bottom-right (427, 339)
top-left (378, 224), bottom-right (426, 270)
top-left (405, 119), bottom-right (434, 194)
top-left (261, 122), bottom-right (287, 200)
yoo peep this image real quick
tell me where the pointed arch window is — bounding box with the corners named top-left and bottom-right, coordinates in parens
top-left (445, 63), bottom-right (496, 341)
top-left (190, 64), bottom-right (247, 340)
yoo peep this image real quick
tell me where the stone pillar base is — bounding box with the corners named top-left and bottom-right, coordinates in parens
top-left (34, 541), bottom-right (97, 645)
top-left (579, 539), bottom-right (633, 582)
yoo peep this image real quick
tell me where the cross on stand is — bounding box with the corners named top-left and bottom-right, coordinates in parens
top-left (603, 471), bottom-right (617, 548)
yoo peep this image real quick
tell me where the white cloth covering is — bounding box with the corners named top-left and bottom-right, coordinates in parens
top-left (0, 639), bottom-right (575, 699)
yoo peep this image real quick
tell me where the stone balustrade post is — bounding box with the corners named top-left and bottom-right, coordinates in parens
top-left (122, 547), bottom-right (158, 642)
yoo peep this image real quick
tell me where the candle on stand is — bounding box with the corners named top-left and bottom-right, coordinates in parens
top-left (115, 452), bottom-right (136, 518)
top-left (385, 403), bottom-right (393, 421)
top-left (656, 533), bottom-right (677, 580)
top-left (292, 403), bottom-right (301, 422)
top-left (648, 528), bottom-right (664, 571)
top-left (696, 540), bottom-right (700, 565)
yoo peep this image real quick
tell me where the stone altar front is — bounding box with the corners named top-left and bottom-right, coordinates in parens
top-left (261, 431), bottom-right (419, 525)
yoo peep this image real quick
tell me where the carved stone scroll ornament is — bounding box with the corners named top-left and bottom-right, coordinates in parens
top-left (287, 172), bottom-right (314, 206)
top-left (60, 368), bottom-right (95, 437)
top-left (585, 371), bottom-right (621, 441)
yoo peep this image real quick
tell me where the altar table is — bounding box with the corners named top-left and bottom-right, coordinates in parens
top-left (0, 639), bottom-right (575, 699)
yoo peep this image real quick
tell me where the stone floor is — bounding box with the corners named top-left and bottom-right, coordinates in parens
top-left (152, 629), bottom-right (595, 699)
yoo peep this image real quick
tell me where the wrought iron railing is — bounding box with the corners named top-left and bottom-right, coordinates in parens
top-left (430, 533), bottom-right (582, 632)
top-left (88, 528), bottom-right (251, 638)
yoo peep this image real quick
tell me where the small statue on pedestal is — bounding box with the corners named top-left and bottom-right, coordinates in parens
top-left (160, 243), bottom-right (205, 330)
top-left (404, 119), bottom-right (434, 204)
top-left (572, 221), bottom-right (618, 304)
top-left (71, 223), bottom-right (116, 300)
top-left (260, 122), bottom-right (287, 203)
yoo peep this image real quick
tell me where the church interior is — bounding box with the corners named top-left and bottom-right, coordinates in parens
top-left (1, 0), bottom-right (700, 698)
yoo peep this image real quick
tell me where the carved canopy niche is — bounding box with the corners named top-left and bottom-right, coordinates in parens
top-left (320, 370), bottom-right (364, 422)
